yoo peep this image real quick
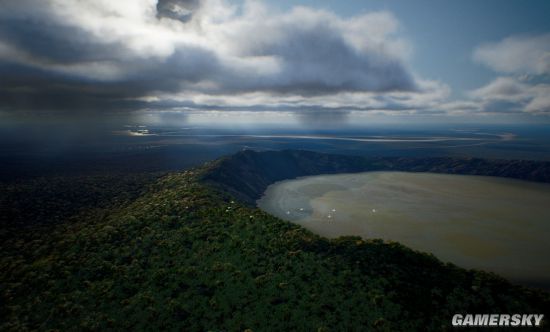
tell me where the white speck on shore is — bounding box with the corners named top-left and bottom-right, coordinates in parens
top-left (372, 209), bottom-right (376, 213)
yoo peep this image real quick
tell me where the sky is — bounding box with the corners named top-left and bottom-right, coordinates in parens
top-left (1, 0), bottom-right (550, 126)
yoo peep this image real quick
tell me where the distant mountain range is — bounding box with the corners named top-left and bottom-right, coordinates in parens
top-left (202, 149), bottom-right (550, 204)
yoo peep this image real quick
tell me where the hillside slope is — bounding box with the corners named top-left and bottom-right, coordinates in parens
top-left (202, 149), bottom-right (550, 204)
top-left (1, 151), bottom-right (549, 331)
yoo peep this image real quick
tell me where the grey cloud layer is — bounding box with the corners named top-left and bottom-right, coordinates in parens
top-left (0, 0), bottom-right (440, 114)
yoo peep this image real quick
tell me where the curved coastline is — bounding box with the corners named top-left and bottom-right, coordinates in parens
top-left (201, 149), bottom-right (550, 205)
top-left (256, 171), bottom-right (550, 288)
top-left (201, 149), bottom-right (550, 290)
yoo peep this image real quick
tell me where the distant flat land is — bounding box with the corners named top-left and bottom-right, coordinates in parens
top-left (3, 124), bottom-right (550, 181)
top-left (258, 172), bottom-right (550, 287)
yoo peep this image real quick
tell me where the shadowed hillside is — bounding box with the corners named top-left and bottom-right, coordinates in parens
top-left (202, 149), bottom-right (550, 204)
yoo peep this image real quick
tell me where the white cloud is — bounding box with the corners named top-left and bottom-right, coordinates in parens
top-left (473, 33), bottom-right (550, 75)
top-left (525, 85), bottom-right (550, 113)
top-left (467, 33), bottom-right (550, 115)
top-left (469, 77), bottom-right (530, 102)
top-left (468, 77), bottom-right (550, 114)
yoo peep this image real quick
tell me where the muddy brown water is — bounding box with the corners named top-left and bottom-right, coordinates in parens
top-left (257, 172), bottom-right (550, 288)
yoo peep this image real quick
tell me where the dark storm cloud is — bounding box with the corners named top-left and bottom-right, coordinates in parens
top-left (0, 17), bottom-right (124, 64)
top-left (157, 0), bottom-right (200, 22)
top-left (224, 18), bottom-right (416, 95)
top-left (0, 42), bottom-right (222, 112)
top-left (0, 0), bottom-right (439, 115)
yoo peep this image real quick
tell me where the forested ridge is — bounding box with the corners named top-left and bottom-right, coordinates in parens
top-left (1, 151), bottom-right (549, 331)
top-left (203, 150), bottom-right (550, 204)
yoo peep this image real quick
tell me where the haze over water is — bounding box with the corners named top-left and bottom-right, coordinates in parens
top-left (258, 172), bottom-right (550, 288)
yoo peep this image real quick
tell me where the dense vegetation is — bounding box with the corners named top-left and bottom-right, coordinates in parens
top-left (1, 151), bottom-right (549, 331)
top-left (0, 173), bottom-right (162, 227)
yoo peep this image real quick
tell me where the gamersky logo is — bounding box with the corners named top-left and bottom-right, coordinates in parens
top-left (452, 314), bottom-right (544, 327)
